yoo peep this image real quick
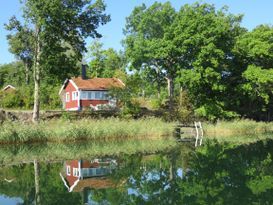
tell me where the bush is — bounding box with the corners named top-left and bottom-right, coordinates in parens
top-left (0, 90), bottom-right (24, 108)
top-left (121, 99), bottom-right (141, 118)
top-left (0, 84), bottom-right (62, 110)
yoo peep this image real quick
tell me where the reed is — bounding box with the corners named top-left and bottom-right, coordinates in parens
top-left (0, 137), bottom-right (177, 165)
top-left (202, 120), bottom-right (273, 144)
top-left (0, 118), bottom-right (175, 144)
top-left (204, 120), bottom-right (273, 136)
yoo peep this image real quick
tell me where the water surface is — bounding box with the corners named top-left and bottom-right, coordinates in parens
top-left (0, 139), bottom-right (273, 204)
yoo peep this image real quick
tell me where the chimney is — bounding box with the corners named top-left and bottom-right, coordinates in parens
top-left (81, 64), bottom-right (87, 79)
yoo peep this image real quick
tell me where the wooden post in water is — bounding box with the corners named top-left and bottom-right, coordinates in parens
top-left (194, 122), bottom-right (199, 147)
top-left (199, 122), bottom-right (204, 146)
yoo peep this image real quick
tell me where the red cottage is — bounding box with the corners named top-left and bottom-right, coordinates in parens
top-left (59, 76), bottom-right (124, 111)
top-left (60, 159), bottom-right (117, 192)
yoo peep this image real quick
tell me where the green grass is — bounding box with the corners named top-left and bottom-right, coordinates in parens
top-left (0, 118), bottom-right (175, 144)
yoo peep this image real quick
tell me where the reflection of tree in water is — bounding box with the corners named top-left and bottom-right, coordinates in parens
top-left (88, 140), bottom-right (273, 205)
top-left (0, 161), bottom-right (81, 205)
top-left (180, 140), bottom-right (273, 205)
top-left (0, 140), bottom-right (273, 204)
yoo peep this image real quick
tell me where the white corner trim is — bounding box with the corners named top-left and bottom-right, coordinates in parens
top-left (59, 79), bottom-right (79, 95)
top-left (117, 78), bottom-right (125, 87)
top-left (2, 85), bottom-right (16, 91)
top-left (59, 173), bottom-right (70, 191)
top-left (58, 79), bottom-right (69, 95)
top-left (78, 90), bottom-right (81, 109)
top-left (69, 179), bottom-right (80, 192)
top-left (69, 79), bottom-right (79, 91)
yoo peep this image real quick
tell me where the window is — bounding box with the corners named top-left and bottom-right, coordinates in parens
top-left (102, 91), bottom-right (109, 100)
top-left (95, 91), bottom-right (101, 99)
top-left (73, 168), bottom-right (79, 177)
top-left (81, 91), bottom-right (87, 99)
top-left (72, 91), bottom-right (78, 101)
top-left (80, 91), bottom-right (108, 100)
top-left (66, 92), bottom-right (70, 102)
top-left (66, 166), bottom-right (71, 176)
top-left (88, 91), bottom-right (92, 99)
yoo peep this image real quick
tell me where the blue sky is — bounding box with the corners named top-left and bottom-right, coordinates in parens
top-left (0, 0), bottom-right (272, 64)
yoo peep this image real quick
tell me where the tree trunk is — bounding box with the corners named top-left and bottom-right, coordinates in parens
top-left (157, 82), bottom-right (161, 99)
top-left (32, 26), bottom-right (41, 123)
top-left (24, 62), bottom-right (30, 85)
top-left (166, 75), bottom-right (174, 109)
top-left (34, 160), bottom-right (41, 205)
top-left (169, 163), bottom-right (173, 181)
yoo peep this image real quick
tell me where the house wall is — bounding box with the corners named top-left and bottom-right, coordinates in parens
top-left (66, 160), bottom-right (80, 187)
top-left (81, 99), bottom-right (109, 108)
top-left (65, 82), bottom-right (78, 110)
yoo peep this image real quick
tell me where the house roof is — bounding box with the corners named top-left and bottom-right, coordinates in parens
top-left (59, 77), bottom-right (125, 94)
top-left (2, 85), bottom-right (16, 91)
top-left (72, 77), bottom-right (124, 90)
top-left (72, 177), bottom-right (116, 192)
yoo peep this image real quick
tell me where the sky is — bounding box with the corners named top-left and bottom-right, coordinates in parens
top-left (0, 0), bottom-right (272, 64)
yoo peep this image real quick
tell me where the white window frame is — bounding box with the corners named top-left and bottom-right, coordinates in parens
top-left (66, 92), bottom-right (70, 102)
top-left (66, 166), bottom-right (71, 176)
top-left (73, 168), bottom-right (79, 177)
top-left (72, 91), bottom-right (78, 101)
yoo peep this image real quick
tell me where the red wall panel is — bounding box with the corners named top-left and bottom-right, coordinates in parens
top-left (65, 82), bottom-right (78, 110)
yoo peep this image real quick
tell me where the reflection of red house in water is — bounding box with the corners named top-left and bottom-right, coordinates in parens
top-left (59, 65), bottom-right (125, 111)
top-left (60, 159), bottom-right (117, 192)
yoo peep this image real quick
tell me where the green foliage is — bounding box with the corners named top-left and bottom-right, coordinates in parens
top-left (40, 84), bottom-right (62, 109)
top-left (232, 25), bottom-right (273, 120)
top-left (174, 3), bottom-right (244, 120)
top-left (195, 101), bottom-right (239, 121)
top-left (0, 84), bottom-right (61, 109)
top-left (88, 40), bottom-right (125, 78)
top-left (242, 65), bottom-right (273, 106)
top-left (173, 90), bottom-right (194, 122)
top-left (110, 74), bottom-right (144, 118)
top-left (0, 62), bottom-right (25, 87)
top-left (124, 2), bottom-right (272, 121)
top-left (0, 90), bottom-right (22, 108)
top-left (124, 2), bottom-right (177, 100)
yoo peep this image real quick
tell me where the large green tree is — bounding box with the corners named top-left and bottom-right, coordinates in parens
top-left (173, 3), bottom-right (244, 120)
top-left (5, 17), bottom-right (34, 85)
top-left (123, 2), bottom-right (177, 107)
top-left (233, 25), bottom-right (273, 120)
top-left (7, 0), bottom-right (110, 122)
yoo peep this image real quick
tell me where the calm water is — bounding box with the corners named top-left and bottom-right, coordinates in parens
top-left (0, 139), bottom-right (273, 205)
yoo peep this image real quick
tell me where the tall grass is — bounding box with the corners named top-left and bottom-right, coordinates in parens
top-left (0, 118), bottom-right (175, 144)
top-left (203, 120), bottom-right (273, 144)
top-left (0, 138), bottom-right (177, 166)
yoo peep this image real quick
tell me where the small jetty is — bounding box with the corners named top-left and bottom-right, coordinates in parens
top-left (175, 121), bottom-right (204, 147)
